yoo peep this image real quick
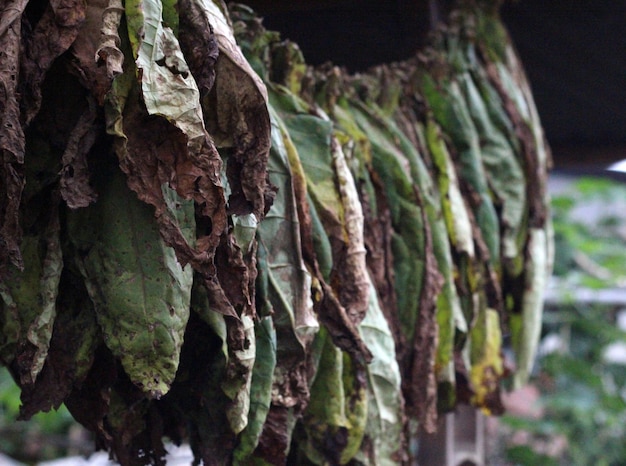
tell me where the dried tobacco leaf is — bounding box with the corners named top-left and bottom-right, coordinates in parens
top-left (317, 88), bottom-right (404, 355)
top-left (0, 191), bottom-right (62, 387)
top-left (0, 0), bottom-right (26, 273)
top-left (462, 63), bottom-right (526, 275)
top-left (511, 227), bottom-right (551, 388)
top-left (421, 72), bottom-right (501, 268)
top-left (68, 0), bottom-right (124, 106)
top-left (200, 0), bottom-right (272, 221)
top-left (468, 306), bottom-right (505, 415)
top-left (222, 314), bottom-right (255, 434)
top-left (18, 266), bottom-right (100, 420)
top-left (121, 0), bottom-right (232, 317)
top-left (175, 281), bottom-right (237, 465)
top-left (353, 279), bottom-right (405, 465)
top-left (19, 0), bottom-right (86, 126)
top-left (0, 2), bottom-right (554, 463)
top-left (233, 316), bottom-right (277, 464)
top-left (269, 86), bottom-right (371, 364)
top-left (344, 99), bottom-right (448, 420)
top-left (474, 10), bottom-right (552, 388)
top-left (59, 96), bottom-right (99, 208)
top-left (298, 329), bottom-right (368, 465)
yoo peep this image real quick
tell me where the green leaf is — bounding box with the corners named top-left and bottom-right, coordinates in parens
top-left (233, 316), bottom-right (277, 463)
top-left (125, 0), bottom-right (201, 134)
top-left (68, 167), bottom-right (193, 398)
top-left (469, 307), bottom-right (504, 414)
top-left (354, 278), bottom-right (404, 465)
top-left (460, 68), bottom-right (526, 273)
top-left (223, 314), bottom-right (256, 434)
top-left (511, 227), bottom-right (550, 388)
top-left (0, 207), bottom-right (62, 384)
top-left (270, 85), bottom-right (371, 363)
top-left (301, 329), bottom-right (368, 465)
top-left (422, 73), bottom-right (501, 267)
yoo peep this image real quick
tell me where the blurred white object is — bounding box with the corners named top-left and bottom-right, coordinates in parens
top-left (538, 332), bottom-right (566, 356)
top-left (607, 159), bottom-right (626, 173)
top-left (37, 444), bottom-right (195, 466)
top-left (603, 342), bottom-right (626, 365)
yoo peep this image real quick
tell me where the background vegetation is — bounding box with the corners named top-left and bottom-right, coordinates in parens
top-left (499, 175), bottom-right (626, 466)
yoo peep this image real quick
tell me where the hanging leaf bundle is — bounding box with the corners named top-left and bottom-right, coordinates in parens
top-left (0, 0), bottom-right (552, 464)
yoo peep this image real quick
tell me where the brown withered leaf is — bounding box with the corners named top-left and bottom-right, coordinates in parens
top-left (178, 0), bottom-right (220, 96)
top-left (406, 187), bottom-right (443, 434)
top-left (282, 125), bottom-right (372, 364)
top-left (361, 172), bottom-right (403, 353)
top-left (0, 0), bottom-right (27, 273)
top-left (202, 2), bottom-right (272, 220)
top-left (59, 95), bottom-right (99, 208)
top-left (19, 266), bottom-right (100, 420)
top-left (20, 0), bottom-right (86, 126)
top-left (95, 0), bottom-right (124, 80)
top-left (253, 406), bottom-right (293, 465)
top-left (328, 135), bottom-right (370, 327)
top-left (68, 0), bottom-right (122, 104)
top-left (115, 94), bottom-right (232, 317)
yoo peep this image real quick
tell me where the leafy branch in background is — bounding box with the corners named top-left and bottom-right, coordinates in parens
top-left (552, 177), bottom-right (626, 289)
top-left (501, 176), bottom-right (626, 466)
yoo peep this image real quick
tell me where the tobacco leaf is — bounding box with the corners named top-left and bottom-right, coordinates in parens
top-left (511, 227), bottom-right (551, 388)
top-left (468, 306), bottom-right (505, 415)
top-left (19, 0), bottom-right (86, 126)
top-left (426, 118), bottom-right (475, 258)
top-left (462, 62), bottom-right (526, 275)
top-left (474, 12), bottom-right (552, 387)
top-left (319, 90), bottom-right (403, 355)
top-left (233, 316), bottom-right (277, 464)
top-left (478, 14), bottom-right (550, 231)
top-left (68, 0), bottom-right (121, 104)
top-left (121, 0), bottom-right (233, 317)
top-left (421, 71), bottom-right (501, 268)
top-left (178, 0), bottom-right (219, 96)
top-left (269, 86), bottom-right (371, 364)
top-left (0, 0), bottom-right (26, 273)
top-left (59, 96), bottom-right (99, 208)
top-left (222, 314), bottom-right (256, 434)
top-left (344, 98), bottom-right (450, 419)
top-left (298, 329), bottom-right (368, 465)
top-left (259, 106), bottom-right (316, 402)
top-left (353, 279), bottom-right (405, 466)
top-left (95, 0), bottom-right (125, 81)
top-left (243, 107), bottom-right (318, 465)
top-left (64, 345), bottom-right (118, 451)
top-left (253, 406), bottom-right (298, 465)
top-left (173, 281), bottom-right (237, 466)
top-left (264, 108), bottom-right (318, 349)
top-left (425, 117), bottom-right (480, 353)
top-left (0, 190), bottom-right (62, 388)
top-left (329, 135), bottom-right (370, 326)
top-left (67, 166), bottom-right (193, 398)
top-left (201, 0), bottom-right (272, 220)
top-left (18, 265), bottom-right (100, 420)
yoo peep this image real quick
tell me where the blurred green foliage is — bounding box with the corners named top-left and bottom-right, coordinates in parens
top-left (503, 175), bottom-right (626, 466)
top-left (0, 367), bottom-right (89, 463)
top-left (551, 176), bottom-right (626, 288)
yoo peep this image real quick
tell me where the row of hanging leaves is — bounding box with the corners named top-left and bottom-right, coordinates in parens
top-left (0, 0), bottom-right (552, 464)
